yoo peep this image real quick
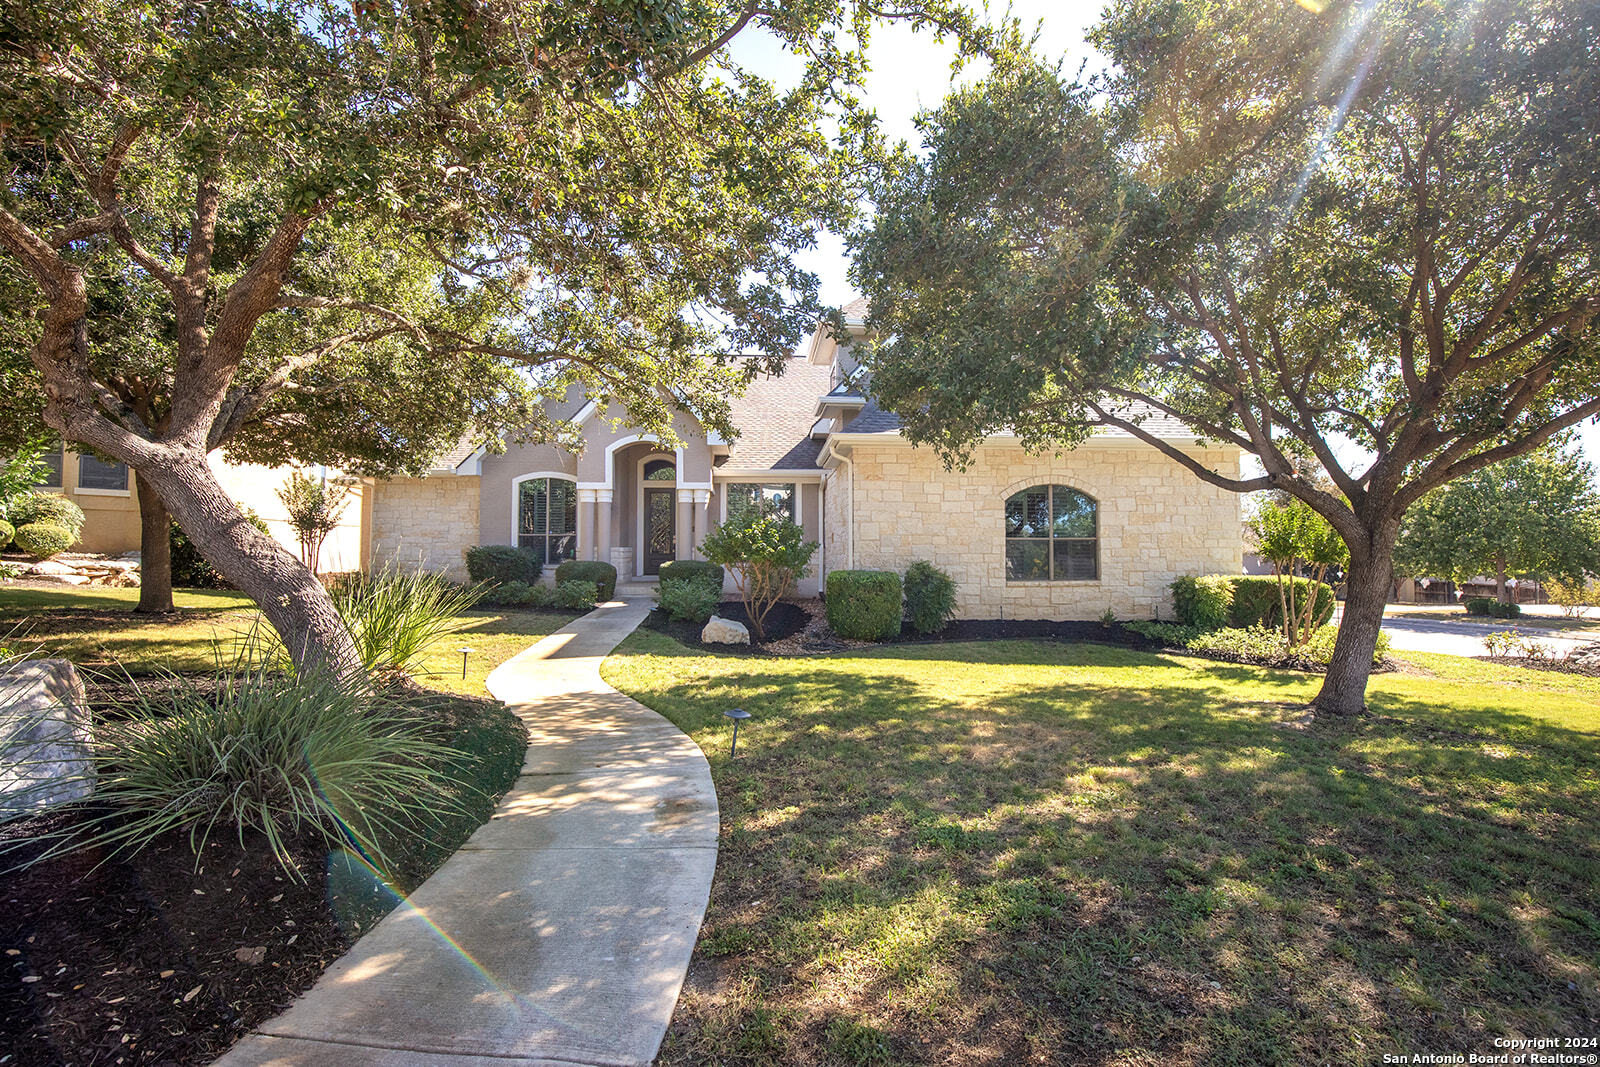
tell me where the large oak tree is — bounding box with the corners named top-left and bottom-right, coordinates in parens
top-left (1, 0), bottom-right (968, 673)
top-left (852, 0), bottom-right (1600, 715)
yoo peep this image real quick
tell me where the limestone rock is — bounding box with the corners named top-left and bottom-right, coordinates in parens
top-left (1, 659), bottom-right (94, 820)
top-left (701, 616), bottom-right (751, 645)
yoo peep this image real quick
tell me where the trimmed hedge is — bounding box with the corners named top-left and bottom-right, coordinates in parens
top-left (1228, 575), bottom-right (1336, 630)
top-left (465, 544), bottom-right (543, 586)
top-left (826, 569), bottom-right (902, 641)
top-left (904, 560), bottom-right (957, 634)
top-left (658, 559), bottom-right (724, 591)
top-left (554, 559), bottom-right (617, 601)
top-left (15, 522), bottom-right (74, 560)
top-left (1465, 596), bottom-right (1521, 619)
top-left (1172, 574), bottom-right (1335, 632)
top-left (0, 519), bottom-right (13, 549)
top-left (1171, 575), bottom-right (1232, 630)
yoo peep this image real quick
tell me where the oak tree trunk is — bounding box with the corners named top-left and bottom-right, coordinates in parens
top-left (139, 452), bottom-right (361, 678)
top-left (133, 471), bottom-right (175, 614)
top-left (1495, 558), bottom-right (1510, 604)
top-left (1312, 520), bottom-right (1399, 718)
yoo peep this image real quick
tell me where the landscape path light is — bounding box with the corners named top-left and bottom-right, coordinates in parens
top-left (723, 708), bottom-right (752, 758)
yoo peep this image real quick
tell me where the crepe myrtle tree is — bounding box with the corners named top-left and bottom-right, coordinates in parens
top-left (0, 0), bottom-right (977, 675)
top-left (852, 0), bottom-right (1600, 716)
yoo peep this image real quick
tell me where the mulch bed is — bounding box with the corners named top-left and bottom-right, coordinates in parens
top-left (641, 599), bottom-right (811, 653)
top-left (0, 681), bottom-right (526, 1067)
top-left (1, 816), bottom-right (365, 1067)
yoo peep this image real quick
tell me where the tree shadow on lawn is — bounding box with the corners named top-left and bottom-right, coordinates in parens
top-left (623, 650), bottom-right (1600, 1066)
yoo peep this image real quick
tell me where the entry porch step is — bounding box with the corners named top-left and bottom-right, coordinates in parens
top-left (615, 579), bottom-right (660, 598)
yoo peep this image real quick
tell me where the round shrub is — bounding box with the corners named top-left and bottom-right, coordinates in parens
top-left (826, 569), bottom-right (903, 641)
top-left (1464, 596), bottom-right (1494, 616)
top-left (658, 578), bottom-right (721, 623)
top-left (486, 580), bottom-right (534, 607)
top-left (14, 522), bottom-right (75, 560)
top-left (1170, 575), bottom-right (1233, 630)
top-left (658, 559), bottom-right (724, 592)
top-left (0, 519), bottom-right (13, 549)
top-left (465, 544), bottom-right (543, 586)
top-left (8, 492), bottom-right (86, 538)
top-left (554, 560), bottom-right (617, 601)
top-left (554, 579), bottom-right (600, 611)
top-left (903, 560), bottom-right (957, 634)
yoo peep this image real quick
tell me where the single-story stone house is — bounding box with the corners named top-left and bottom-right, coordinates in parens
top-left (367, 301), bottom-right (1242, 620)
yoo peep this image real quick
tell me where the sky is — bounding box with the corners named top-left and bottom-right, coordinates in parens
top-left (725, 2), bottom-right (1600, 479)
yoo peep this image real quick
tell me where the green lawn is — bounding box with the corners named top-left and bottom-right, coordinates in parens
top-left (603, 632), bottom-right (1600, 1066)
top-left (0, 585), bottom-right (570, 694)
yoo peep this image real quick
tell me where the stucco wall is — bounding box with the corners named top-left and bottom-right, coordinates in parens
top-left (477, 442), bottom-right (574, 547)
top-left (842, 440), bottom-right (1241, 620)
top-left (369, 476), bottom-right (480, 581)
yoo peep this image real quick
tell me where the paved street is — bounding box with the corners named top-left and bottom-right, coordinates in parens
top-left (1375, 607), bottom-right (1597, 658)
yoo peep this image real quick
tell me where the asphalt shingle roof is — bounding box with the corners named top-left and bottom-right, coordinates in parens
top-left (723, 356), bottom-right (835, 470)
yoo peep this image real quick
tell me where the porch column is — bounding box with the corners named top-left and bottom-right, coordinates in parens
top-left (692, 489), bottom-right (712, 560)
top-left (595, 489), bottom-right (614, 567)
top-left (675, 489), bottom-right (694, 561)
top-left (576, 489), bottom-right (597, 562)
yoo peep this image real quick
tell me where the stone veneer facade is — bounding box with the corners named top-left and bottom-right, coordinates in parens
top-left (835, 440), bottom-right (1242, 621)
top-left (369, 475), bottom-right (480, 582)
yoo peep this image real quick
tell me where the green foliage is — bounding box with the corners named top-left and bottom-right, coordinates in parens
top-left (1465, 597), bottom-right (1522, 619)
top-left (332, 566), bottom-right (484, 677)
top-left (466, 545), bottom-right (544, 587)
top-left (1187, 626), bottom-right (1389, 670)
top-left (1123, 620), bottom-right (1201, 646)
top-left (1395, 446), bottom-right (1600, 594)
top-left (554, 560), bottom-right (617, 601)
top-left (170, 510), bottom-right (271, 589)
top-left (903, 560), bottom-right (957, 634)
top-left (0, 519), bottom-right (13, 549)
top-left (485, 580), bottom-right (535, 607)
top-left (854, 0), bottom-right (1600, 712)
top-left (1545, 576), bottom-right (1600, 617)
top-left (659, 560), bottom-right (725, 590)
top-left (14, 522), bottom-right (74, 560)
top-left (276, 471), bottom-right (351, 572)
top-left (552, 580), bottom-right (599, 611)
top-left (0, 444), bottom-right (51, 517)
top-left (1170, 575), bottom-right (1233, 631)
top-left (1228, 576), bottom-right (1335, 630)
top-left (10, 666), bottom-right (466, 877)
top-left (826, 570), bottom-right (903, 641)
top-left (7, 492), bottom-right (85, 538)
top-left (658, 578), bottom-right (722, 624)
top-left (701, 511), bottom-right (817, 641)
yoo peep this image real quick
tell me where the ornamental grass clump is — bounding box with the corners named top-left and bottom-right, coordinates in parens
top-left (332, 564), bottom-right (483, 677)
top-left (10, 666), bottom-right (466, 877)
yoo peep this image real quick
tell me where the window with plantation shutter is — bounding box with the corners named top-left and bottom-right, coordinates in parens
top-left (1004, 485), bottom-right (1098, 581)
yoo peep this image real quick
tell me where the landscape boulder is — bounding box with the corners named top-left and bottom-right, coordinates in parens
top-left (1, 659), bottom-right (94, 820)
top-left (701, 616), bottom-right (751, 645)
top-left (18, 552), bottom-right (140, 587)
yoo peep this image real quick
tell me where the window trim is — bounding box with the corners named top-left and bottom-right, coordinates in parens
top-left (510, 471), bottom-right (579, 566)
top-left (74, 451), bottom-right (131, 495)
top-left (1004, 484), bottom-right (1100, 583)
top-left (720, 481), bottom-right (799, 525)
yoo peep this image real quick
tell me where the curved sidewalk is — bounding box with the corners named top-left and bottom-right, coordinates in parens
top-left (219, 599), bottom-right (717, 1067)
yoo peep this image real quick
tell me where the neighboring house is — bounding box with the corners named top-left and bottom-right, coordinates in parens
top-left (29, 442), bottom-right (368, 573)
top-left (366, 300), bottom-right (1243, 620)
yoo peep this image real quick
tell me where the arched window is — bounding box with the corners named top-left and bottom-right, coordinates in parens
top-left (643, 459), bottom-right (676, 481)
top-left (1004, 485), bottom-right (1098, 581)
top-left (517, 477), bottom-right (577, 565)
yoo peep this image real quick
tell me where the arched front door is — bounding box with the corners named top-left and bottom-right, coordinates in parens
top-left (640, 457), bottom-right (676, 575)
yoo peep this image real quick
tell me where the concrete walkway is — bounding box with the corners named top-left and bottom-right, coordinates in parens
top-left (218, 599), bottom-right (717, 1067)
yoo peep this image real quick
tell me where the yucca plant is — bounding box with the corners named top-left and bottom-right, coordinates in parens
top-left (9, 665), bottom-right (467, 877)
top-left (330, 564), bottom-right (484, 677)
